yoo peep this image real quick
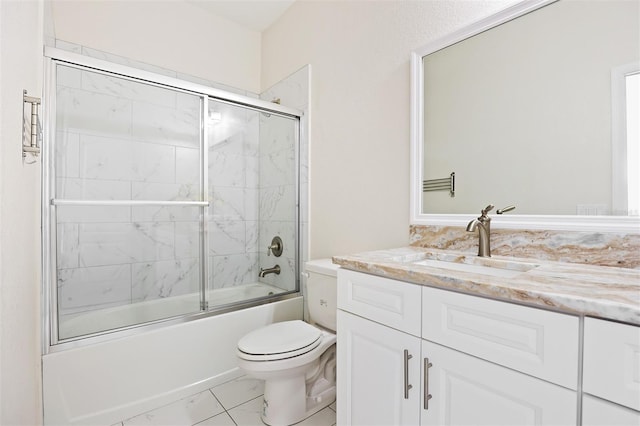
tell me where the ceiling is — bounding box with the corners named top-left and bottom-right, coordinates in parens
top-left (187, 0), bottom-right (297, 32)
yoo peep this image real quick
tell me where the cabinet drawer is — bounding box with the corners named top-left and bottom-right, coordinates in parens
top-left (582, 395), bottom-right (640, 426)
top-left (583, 317), bottom-right (640, 411)
top-left (422, 286), bottom-right (579, 389)
top-left (338, 269), bottom-right (421, 336)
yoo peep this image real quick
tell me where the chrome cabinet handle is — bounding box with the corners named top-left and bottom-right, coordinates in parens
top-left (404, 349), bottom-right (413, 399)
top-left (424, 357), bottom-right (433, 409)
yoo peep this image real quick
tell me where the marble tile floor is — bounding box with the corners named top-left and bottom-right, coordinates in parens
top-left (112, 376), bottom-right (336, 426)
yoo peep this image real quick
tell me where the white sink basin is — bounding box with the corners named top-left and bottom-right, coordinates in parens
top-left (413, 257), bottom-right (538, 278)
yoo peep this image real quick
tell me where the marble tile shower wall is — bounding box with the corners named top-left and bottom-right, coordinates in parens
top-left (207, 101), bottom-right (261, 291)
top-left (54, 63), bottom-right (264, 319)
top-left (55, 65), bottom-right (206, 318)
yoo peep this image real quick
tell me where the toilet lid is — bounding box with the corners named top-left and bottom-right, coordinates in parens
top-left (238, 320), bottom-right (322, 356)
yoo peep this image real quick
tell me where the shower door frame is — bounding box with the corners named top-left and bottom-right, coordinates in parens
top-left (42, 47), bottom-right (304, 353)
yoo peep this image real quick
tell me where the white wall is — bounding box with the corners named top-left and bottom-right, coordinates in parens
top-left (0, 0), bottom-right (44, 424)
top-left (261, 0), bottom-right (517, 259)
top-left (51, 0), bottom-right (262, 93)
top-left (50, 0), bottom-right (521, 263)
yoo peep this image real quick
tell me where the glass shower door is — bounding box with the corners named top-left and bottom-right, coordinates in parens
top-left (52, 63), bottom-right (206, 340)
top-left (206, 99), bottom-right (299, 308)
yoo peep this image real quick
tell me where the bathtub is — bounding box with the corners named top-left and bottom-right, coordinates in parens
top-left (43, 292), bottom-right (303, 425)
top-left (60, 282), bottom-right (288, 340)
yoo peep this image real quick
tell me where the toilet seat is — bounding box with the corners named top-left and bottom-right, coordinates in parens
top-left (237, 320), bottom-right (323, 361)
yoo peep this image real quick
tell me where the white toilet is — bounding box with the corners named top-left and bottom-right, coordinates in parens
top-left (236, 259), bottom-right (339, 425)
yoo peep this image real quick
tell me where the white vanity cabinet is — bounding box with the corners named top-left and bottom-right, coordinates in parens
top-left (582, 318), bottom-right (640, 425)
top-left (337, 269), bottom-right (579, 426)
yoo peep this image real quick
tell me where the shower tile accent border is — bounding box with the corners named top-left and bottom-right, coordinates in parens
top-left (409, 224), bottom-right (640, 269)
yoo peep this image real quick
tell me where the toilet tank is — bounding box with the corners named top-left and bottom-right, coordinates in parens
top-left (305, 259), bottom-right (340, 332)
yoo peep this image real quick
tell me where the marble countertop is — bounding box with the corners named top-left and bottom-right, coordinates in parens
top-left (332, 247), bottom-right (640, 326)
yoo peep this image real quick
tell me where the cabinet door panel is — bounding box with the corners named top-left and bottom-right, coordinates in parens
top-left (421, 341), bottom-right (576, 426)
top-left (337, 310), bottom-right (421, 426)
top-left (582, 395), bottom-right (640, 426)
top-left (584, 317), bottom-right (640, 411)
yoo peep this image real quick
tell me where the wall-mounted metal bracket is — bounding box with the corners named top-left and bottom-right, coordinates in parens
top-left (23, 89), bottom-right (41, 159)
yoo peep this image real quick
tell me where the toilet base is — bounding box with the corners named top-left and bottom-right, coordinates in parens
top-left (261, 380), bottom-right (335, 425)
top-left (261, 379), bottom-right (336, 426)
top-left (261, 346), bottom-right (336, 425)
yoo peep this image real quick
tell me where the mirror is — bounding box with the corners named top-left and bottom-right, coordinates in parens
top-left (411, 0), bottom-right (640, 231)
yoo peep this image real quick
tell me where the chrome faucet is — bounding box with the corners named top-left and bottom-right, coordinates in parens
top-left (466, 204), bottom-right (495, 257)
top-left (259, 265), bottom-right (281, 278)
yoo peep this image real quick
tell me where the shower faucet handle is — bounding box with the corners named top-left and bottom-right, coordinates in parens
top-left (267, 236), bottom-right (283, 257)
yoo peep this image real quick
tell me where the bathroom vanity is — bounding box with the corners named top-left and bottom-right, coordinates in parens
top-left (333, 247), bottom-right (640, 426)
top-left (369, 0), bottom-right (640, 421)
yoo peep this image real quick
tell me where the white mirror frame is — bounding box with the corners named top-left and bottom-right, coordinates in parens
top-left (410, 0), bottom-right (640, 233)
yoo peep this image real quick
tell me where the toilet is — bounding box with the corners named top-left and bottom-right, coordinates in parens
top-left (236, 259), bottom-right (339, 425)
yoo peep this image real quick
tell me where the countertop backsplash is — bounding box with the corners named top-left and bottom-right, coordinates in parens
top-left (409, 225), bottom-right (640, 269)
